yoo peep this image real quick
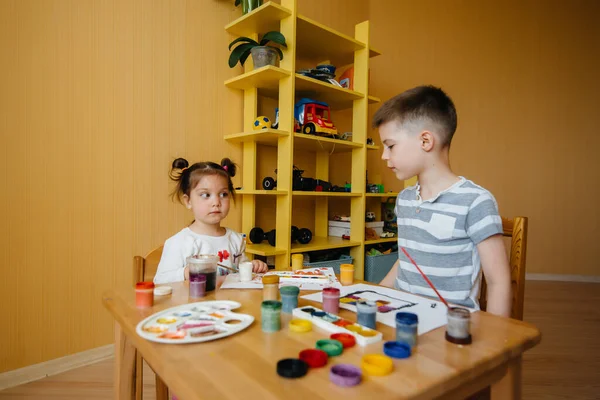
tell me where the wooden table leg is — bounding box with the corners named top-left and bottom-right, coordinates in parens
top-left (135, 352), bottom-right (143, 400)
top-left (492, 356), bottom-right (522, 399)
top-left (114, 322), bottom-right (137, 400)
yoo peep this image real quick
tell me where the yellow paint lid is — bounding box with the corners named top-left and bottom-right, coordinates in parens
top-left (361, 354), bottom-right (394, 376)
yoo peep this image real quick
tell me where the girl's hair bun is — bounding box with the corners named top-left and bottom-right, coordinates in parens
top-left (172, 158), bottom-right (189, 170)
top-left (221, 158), bottom-right (237, 177)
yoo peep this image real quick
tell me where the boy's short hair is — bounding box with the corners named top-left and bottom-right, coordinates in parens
top-left (372, 85), bottom-right (458, 147)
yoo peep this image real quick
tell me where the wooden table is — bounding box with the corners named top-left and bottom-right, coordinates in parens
top-left (103, 282), bottom-right (541, 400)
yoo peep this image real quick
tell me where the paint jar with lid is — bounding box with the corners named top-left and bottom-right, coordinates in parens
top-left (280, 286), bottom-right (300, 313)
top-left (186, 254), bottom-right (218, 292)
top-left (262, 275), bottom-right (280, 301)
top-left (322, 287), bottom-right (340, 315)
top-left (261, 300), bottom-right (282, 332)
top-left (291, 254), bottom-right (304, 271)
top-left (189, 274), bottom-right (207, 298)
top-left (340, 264), bottom-right (354, 285)
top-left (135, 282), bottom-right (155, 308)
top-left (395, 312), bottom-right (418, 348)
top-left (356, 300), bottom-right (377, 329)
top-left (446, 307), bottom-right (472, 344)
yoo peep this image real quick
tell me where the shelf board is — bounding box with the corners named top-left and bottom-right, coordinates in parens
top-left (245, 243), bottom-right (287, 257)
top-left (225, 129), bottom-right (289, 145)
top-left (365, 192), bottom-right (399, 197)
top-left (290, 236), bottom-right (361, 253)
top-left (365, 237), bottom-right (397, 245)
top-left (237, 190), bottom-right (288, 195)
top-left (368, 95), bottom-right (381, 104)
top-left (225, 2), bottom-right (292, 37)
top-left (295, 74), bottom-right (363, 109)
top-left (366, 144), bottom-right (380, 151)
top-left (296, 15), bottom-right (380, 65)
top-left (292, 191), bottom-right (361, 197)
top-left (225, 65), bottom-right (290, 91)
top-left (293, 133), bottom-right (362, 153)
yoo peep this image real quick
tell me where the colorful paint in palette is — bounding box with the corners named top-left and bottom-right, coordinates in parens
top-left (136, 300), bottom-right (254, 344)
top-left (292, 306), bottom-right (383, 346)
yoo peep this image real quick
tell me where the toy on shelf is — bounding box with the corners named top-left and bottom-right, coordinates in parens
top-left (249, 227), bottom-right (276, 246)
top-left (294, 98), bottom-right (338, 138)
top-left (365, 212), bottom-right (376, 222)
top-left (253, 116), bottom-right (271, 130)
top-left (249, 226), bottom-right (313, 247)
top-left (263, 166), bottom-right (316, 191)
top-left (292, 305), bottom-right (383, 346)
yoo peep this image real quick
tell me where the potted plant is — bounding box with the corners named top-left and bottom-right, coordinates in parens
top-left (228, 31), bottom-right (287, 69)
top-left (235, 0), bottom-right (263, 15)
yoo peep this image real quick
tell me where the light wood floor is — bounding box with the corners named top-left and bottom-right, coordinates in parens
top-left (2, 281), bottom-right (599, 399)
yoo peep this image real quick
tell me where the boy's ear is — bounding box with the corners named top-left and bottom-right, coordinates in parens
top-left (419, 131), bottom-right (435, 152)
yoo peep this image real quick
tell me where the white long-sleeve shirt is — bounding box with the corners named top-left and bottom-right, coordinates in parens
top-left (154, 227), bottom-right (248, 284)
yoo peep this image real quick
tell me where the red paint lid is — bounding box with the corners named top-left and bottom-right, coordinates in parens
top-left (323, 287), bottom-right (340, 296)
top-left (331, 333), bottom-right (356, 348)
top-left (136, 281), bottom-right (155, 290)
top-left (298, 349), bottom-right (328, 368)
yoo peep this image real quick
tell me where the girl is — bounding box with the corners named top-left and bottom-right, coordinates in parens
top-left (154, 157), bottom-right (268, 284)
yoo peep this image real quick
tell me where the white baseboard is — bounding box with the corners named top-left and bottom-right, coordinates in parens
top-left (0, 344), bottom-right (114, 391)
top-left (526, 273), bottom-right (600, 283)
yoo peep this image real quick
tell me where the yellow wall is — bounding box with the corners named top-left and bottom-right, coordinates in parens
top-left (1, 0), bottom-right (598, 374)
top-left (0, 0), bottom-right (244, 373)
top-left (369, 0), bottom-right (600, 276)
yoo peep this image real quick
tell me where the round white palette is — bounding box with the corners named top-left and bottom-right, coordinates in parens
top-left (136, 300), bottom-right (254, 344)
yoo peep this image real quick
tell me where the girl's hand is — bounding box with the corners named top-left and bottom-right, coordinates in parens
top-left (251, 259), bottom-right (269, 273)
top-left (184, 266), bottom-right (190, 281)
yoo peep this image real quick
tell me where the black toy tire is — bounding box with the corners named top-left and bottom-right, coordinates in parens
top-left (249, 227), bottom-right (264, 244)
top-left (266, 230), bottom-right (277, 247)
top-left (263, 177), bottom-right (276, 190)
top-left (303, 124), bottom-right (316, 135)
top-left (297, 228), bottom-right (312, 244)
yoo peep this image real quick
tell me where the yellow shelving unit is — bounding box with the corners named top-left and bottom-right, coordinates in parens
top-left (224, 0), bottom-right (381, 278)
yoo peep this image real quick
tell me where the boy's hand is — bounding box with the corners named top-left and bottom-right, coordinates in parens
top-left (251, 259), bottom-right (269, 273)
top-left (379, 259), bottom-right (399, 288)
top-left (479, 234), bottom-right (512, 317)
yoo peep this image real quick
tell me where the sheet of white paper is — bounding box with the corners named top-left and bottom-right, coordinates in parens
top-left (301, 283), bottom-right (474, 335)
top-left (220, 267), bottom-right (342, 291)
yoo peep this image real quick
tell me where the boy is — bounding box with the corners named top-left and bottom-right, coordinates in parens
top-left (374, 85), bottom-right (511, 317)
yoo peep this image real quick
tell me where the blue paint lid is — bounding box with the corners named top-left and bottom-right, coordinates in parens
top-left (395, 312), bottom-right (418, 324)
top-left (383, 341), bottom-right (411, 359)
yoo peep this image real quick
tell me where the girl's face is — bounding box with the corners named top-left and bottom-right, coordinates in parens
top-left (184, 174), bottom-right (231, 228)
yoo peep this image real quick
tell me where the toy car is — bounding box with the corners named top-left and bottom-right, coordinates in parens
top-left (294, 98), bottom-right (338, 138)
top-left (263, 166), bottom-right (316, 191)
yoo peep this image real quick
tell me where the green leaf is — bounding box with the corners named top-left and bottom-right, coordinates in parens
top-left (260, 31), bottom-right (287, 48)
top-left (239, 50), bottom-right (252, 67)
top-left (272, 47), bottom-right (284, 61)
top-left (228, 37), bottom-right (258, 50)
top-left (228, 43), bottom-right (255, 68)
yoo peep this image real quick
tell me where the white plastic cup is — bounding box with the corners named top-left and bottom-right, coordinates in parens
top-left (239, 261), bottom-right (253, 282)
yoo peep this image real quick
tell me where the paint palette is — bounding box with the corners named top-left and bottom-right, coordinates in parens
top-left (292, 306), bottom-right (383, 346)
top-left (136, 300), bottom-right (254, 344)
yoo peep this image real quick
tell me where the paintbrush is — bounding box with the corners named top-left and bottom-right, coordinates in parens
top-left (401, 247), bottom-right (450, 308)
top-left (217, 263), bottom-right (239, 273)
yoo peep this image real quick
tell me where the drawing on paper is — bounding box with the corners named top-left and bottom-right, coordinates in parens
top-left (339, 290), bottom-right (417, 313)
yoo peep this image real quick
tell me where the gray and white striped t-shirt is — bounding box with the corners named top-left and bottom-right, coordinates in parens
top-left (394, 177), bottom-right (503, 309)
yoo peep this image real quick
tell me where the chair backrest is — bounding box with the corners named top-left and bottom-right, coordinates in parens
top-left (479, 216), bottom-right (528, 320)
top-left (133, 245), bottom-right (164, 284)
